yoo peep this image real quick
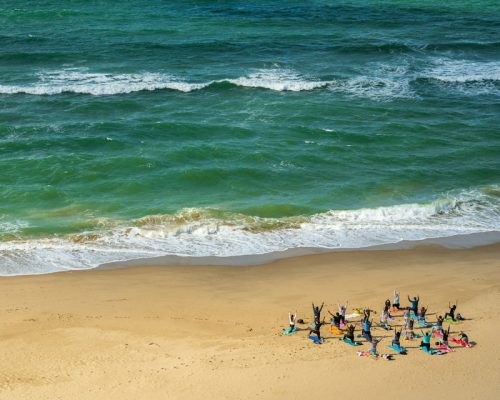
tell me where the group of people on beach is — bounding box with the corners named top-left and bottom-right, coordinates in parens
top-left (285, 290), bottom-right (471, 359)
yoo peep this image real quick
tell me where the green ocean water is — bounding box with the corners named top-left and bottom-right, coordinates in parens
top-left (0, 0), bottom-right (499, 274)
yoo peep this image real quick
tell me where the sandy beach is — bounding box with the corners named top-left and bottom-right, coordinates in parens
top-left (0, 244), bottom-right (499, 399)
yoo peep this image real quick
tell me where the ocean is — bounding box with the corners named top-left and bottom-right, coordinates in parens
top-left (1, 0), bottom-right (499, 275)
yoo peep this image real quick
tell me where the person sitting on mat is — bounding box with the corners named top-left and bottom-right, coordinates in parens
top-left (393, 290), bottom-right (400, 310)
top-left (405, 318), bottom-right (415, 340)
top-left (420, 328), bottom-right (434, 351)
top-left (344, 324), bottom-right (356, 342)
top-left (408, 295), bottom-right (420, 316)
top-left (419, 306), bottom-right (428, 321)
top-left (392, 327), bottom-right (403, 348)
top-left (439, 326), bottom-right (451, 348)
top-left (458, 331), bottom-right (469, 345)
top-left (444, 303), bottom-right (457, 321)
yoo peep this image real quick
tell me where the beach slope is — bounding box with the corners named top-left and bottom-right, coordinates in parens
top-left (0, 245), bottom-right (499, 399)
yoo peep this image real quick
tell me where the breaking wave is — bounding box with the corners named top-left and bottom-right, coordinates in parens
top-left (0, 186), bottom-right (499, 275)
top-left (0, 60), bottom-right (498, 99)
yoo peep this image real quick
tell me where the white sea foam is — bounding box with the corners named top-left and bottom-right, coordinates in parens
top-left (0, 187), bottom-right (498, 275)
top-left (426, 59), bottom-right (500, 83)
top-left (331, 61), bottom-right (415, 100)
top-left (420, 59), bottom-right (500, 96)
top-left (0, 70), bottom-right (206, 95)
top-left (1, 62), bottom-right (498, 98)
top-left (0, 218), bottom-right (29, 238)
top-left (226, 69), bottom-right (328, 91)
top-left (0, 68), bottom-right (328, 96)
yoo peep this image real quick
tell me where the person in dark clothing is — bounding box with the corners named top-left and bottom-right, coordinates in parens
top-left (312, 302), bottom-right (324, 324)
top-left (408, 295), bottom-right (420, 315)
top-left (392, 327), bottom-right (403, 347)
top-left (444, 303), bottom-right (457, 321)
top-left (384, 299), bottom-right (391, 312)
top-left (309, 318), bottom-right (326, 341)
top-left (435, 315), bottom-right (444, 332)
top-left (327, 310), bottom-right (342, 328)
top-left (344, 324), bottom-right (356, 342)
top-left (458, 331), bottom-right (469, 345)
top-left (362, 316), bottom-right (373, 342)
top-left (441, 326), bottom-right (451, 346)
top-left (363, 308), bottom-right (376, 320)
top-left (420, 329), bottom-right (433, 351)
top-left (419, 306), bottom-right (428, 321)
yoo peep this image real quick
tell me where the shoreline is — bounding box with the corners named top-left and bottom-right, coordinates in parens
top-left (99, 230), bottom-right (500, 270)
top-left (1, 244), bottom-right (499, 399)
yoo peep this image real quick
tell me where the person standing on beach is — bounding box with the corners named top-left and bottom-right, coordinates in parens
top-left (288, 311), bottom-right (297, 331)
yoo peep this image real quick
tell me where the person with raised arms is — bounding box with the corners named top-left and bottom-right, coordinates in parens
top-left (392, 327), bottom-right (403, 348)
top-left (438, 326), bottom-right (452, 351)
top-left (420, 328), bottom-right (435, 352)
top-left (344, 324), bottom-right (356, 342)
top-left (393, 290), bottom-right (400, 310)
top-left (327, 309), bottom-right (342, 330)
top-left (308, 318), bottom-right (326, 342)
top-left (408, 294), bottom-right (420, 316)
top-left (444, 302), bottom-right (457, 322)
top-left (362, 313), bottom-right (373, 342)
top-left (312, 302), bottom-right (324, 325)
top-left (337, 300), bottom-right (348, 325)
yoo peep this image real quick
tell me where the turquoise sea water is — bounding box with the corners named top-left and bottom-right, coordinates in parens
top-left (1, 0), bottom-right (499, 274)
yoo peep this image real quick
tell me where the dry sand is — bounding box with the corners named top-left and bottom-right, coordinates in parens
top-left (0, 244), bottom-right (499, 399)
